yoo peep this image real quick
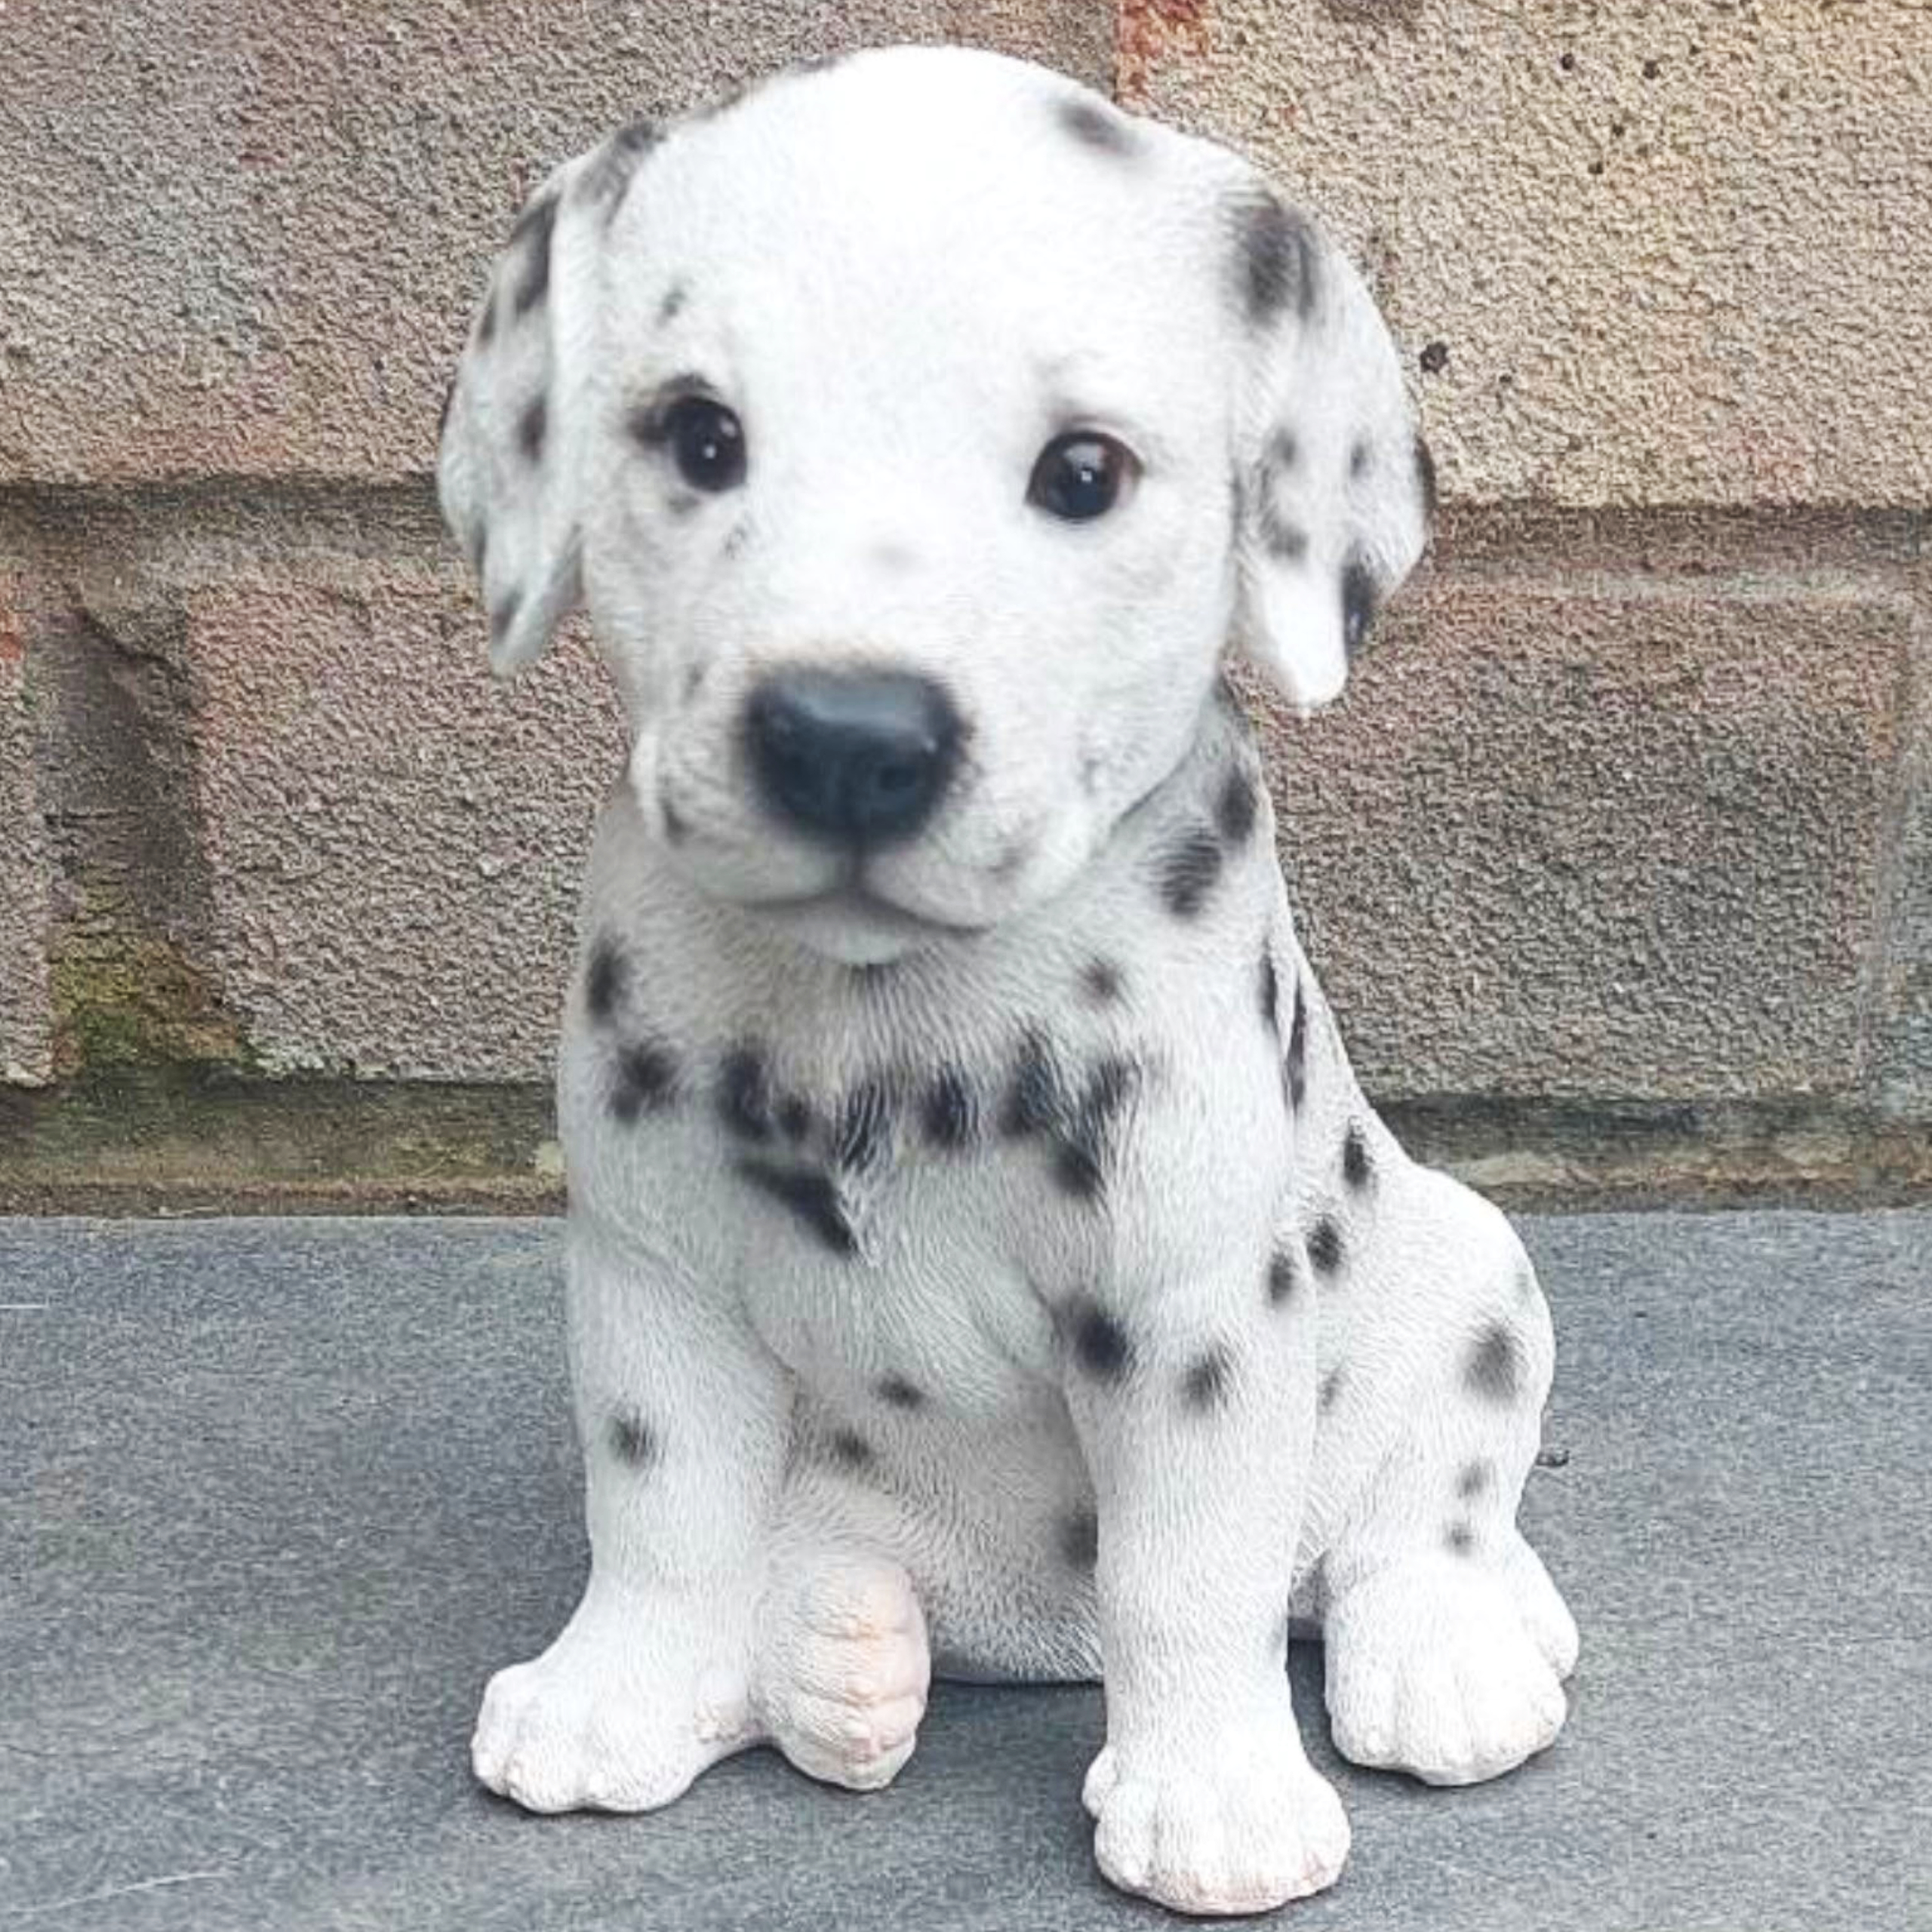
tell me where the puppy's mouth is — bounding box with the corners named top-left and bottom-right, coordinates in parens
top-left (749, 872), bottom-right (993, 941)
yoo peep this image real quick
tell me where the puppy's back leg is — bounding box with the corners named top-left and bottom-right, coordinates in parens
top-left (1319, 1171), bottom-right (1579, 1786)
top-left (754, 1518), bottom-right (933, 1793)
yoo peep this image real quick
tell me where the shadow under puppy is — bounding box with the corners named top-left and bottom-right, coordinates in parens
top-left (436, 45), bottom-right (1578, 1919)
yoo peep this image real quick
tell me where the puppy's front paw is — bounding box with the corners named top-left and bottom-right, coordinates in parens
top-left (473, 1604), bottom-right (752, 1814)
top-left (1325, 1555), bottom-right (1567, 1786)
top-left (1084, 1721), bottom-right (1349, 1915)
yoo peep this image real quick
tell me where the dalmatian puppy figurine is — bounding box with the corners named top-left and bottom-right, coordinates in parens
top-left (437, 45), bottom-right (1577, 1916)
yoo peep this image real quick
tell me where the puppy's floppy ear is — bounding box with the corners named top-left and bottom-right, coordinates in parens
top-left (437, 125), bottom-right (655, 674)
top-left (1228, 189), bottom-right (1434, 711)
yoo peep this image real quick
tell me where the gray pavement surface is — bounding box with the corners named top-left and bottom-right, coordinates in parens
top-left (3, 1211), bottom-right (1928, 1930)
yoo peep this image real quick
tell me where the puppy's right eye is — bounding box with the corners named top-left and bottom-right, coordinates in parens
top-left (661, 396), bottom-right (747, 492)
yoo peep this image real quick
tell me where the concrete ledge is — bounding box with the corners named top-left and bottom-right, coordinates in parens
top-left (3, 1210), bottom-right (1926, 1927)
top-left (8, 1076), bottom-right (1932, 1217)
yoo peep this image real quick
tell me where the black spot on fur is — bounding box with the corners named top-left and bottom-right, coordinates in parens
top-left (1260, 948), bottom-right (1280, 1035)
top-left (610, 1040), bottom-right (678, 1123)
top-left (609, 1411), bottom-right (657, 1468)
top-left (829, 1429), bottom-right (873, 1469)
top-left (1349, 438), bottom-right (1372, 481)
top-left (1255, 445), bottom-right (1309, 561)
top-left (1081, 958), bottom-right (1124, 1004)
top-left (1060, 1506), bottom-right (1099, 1571)
top-left (586, 937), bottom-right (626, 1025)
top-left (1415, 435), bottom-right (1438, 521)
top-left (1217, 769), bottom-right (1258, 845)
top-left (657, 283), bottom-right (688, 326)
top-left (1456, 1460), bottom-right (1495, 1502)
top-left (1267, 1248), bottom-right (1300, 1308)
top-left (1181, 1347), bottom-right (1232, 1412)
top-left (517, 394), bottom-right (546, 464)
top-left (1285, 979), bottom-right (1308, 1109)
top-left (1068, 1297), bottom-right (1134, 1383)
top-left (582, 117), bottom-right (660, 216)
top-left (511, 194), bottom-right (558, 318)
top-left (1057, 96), bottom-right (1136, 155)
top-left (1319, 1366), bottom-right (1346, 1413)
top-left (1341, 558), bottom-right (1380, 662)
top-left (736, 1161), bottom-right (856, 1257)
top-left (1237, 195), bottom-right (1319, 326)
top-left (877, 1376), bottom-right (925, 1411)
top-left (1444, 1521), bottom-right (1476, 1557)
top-left (1002, 1034), bottom-right (1140, 1202)
top-left (1054, 1055), bottom-right (1140, 1204)
top-left (1341, 1124), bottom-right (1373, 1191)
top-left (488, 589), bottom-right (522, 647)
top-left (478, 291), bottom-right (498, 346)
top-left (1307, 1216), bottom-right (1344, 1275)
top-left (835, 1078), bottom-right (893, 1172)
top-left (1002, 1029), bottom-right (1062, 1137)
top-left (1160, 827), bottom-right (1223, 917)
top-left (718, 1046), bottom-right (773, 1143)
top-left (1260, 506), bottom-right (1309, 563)
top-left (1466, 1321), bottom-right (1524, 1404)
top-left (1420, 338), bottom-right (1451, 375)
top-left (921, 1066), bottom-right (977, 1151)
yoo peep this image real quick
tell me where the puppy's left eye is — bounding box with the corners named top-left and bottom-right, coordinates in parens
top-left (1028, 432), bottom-right (1135, 521)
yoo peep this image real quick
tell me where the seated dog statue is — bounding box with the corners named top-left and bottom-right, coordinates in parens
top-left (436, 45), bottom-right (1578, 1916)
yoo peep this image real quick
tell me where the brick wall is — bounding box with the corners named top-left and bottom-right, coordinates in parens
top-left (2, 0), bottom-right (1927, 1208)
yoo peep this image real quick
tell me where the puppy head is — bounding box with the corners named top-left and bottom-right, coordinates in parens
top-left (438, 48), bottom-right (1429, 964)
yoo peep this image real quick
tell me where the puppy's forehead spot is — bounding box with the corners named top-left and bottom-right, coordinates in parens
top-left (579, 116), bottom-right (660, 220)
top-left (1054, 94), bottom-right (1140, 158)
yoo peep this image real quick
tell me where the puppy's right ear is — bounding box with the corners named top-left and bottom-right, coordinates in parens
top-left (436, 125), bottom-right (655, 674)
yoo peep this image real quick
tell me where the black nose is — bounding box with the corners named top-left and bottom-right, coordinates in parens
top-left (746, 671), bottom-right (961, 844)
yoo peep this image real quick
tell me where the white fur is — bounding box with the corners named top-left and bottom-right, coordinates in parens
top-left (438, 47), bottom-right (1574, 1917)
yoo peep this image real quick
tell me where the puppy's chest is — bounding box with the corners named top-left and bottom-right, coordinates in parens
top-left (565, 920), bottom-right (1271, 1395)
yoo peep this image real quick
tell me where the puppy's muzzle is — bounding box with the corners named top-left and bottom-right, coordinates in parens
top-left (746, 670), bottom-right (961, 844)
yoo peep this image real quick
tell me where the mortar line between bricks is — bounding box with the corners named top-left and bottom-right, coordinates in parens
top-left (0, 487), bottom-right (1923, 583)
top-left (1861, 585), bottom-right (1932, 1100)
top-left (1420, 561), bottom-right (1923, 608)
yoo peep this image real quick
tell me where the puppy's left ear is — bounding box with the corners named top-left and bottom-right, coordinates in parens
top-left (1228, 190), bottom-right (1435, 711)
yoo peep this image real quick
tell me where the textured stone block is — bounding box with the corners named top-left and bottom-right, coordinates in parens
top-left (0, 0), bottom-right (1112, 487)
top-left (1129, 0), bottom-right (1932, 509)
top-left (1, 575), bottom-right (55, 1084)
top-left (188, 573), bottom-right (623, 1078)
top-left (1247, 579), bottom-right (1909, 1103)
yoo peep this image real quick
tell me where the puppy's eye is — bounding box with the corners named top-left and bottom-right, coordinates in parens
top-left (663, 395), bottom-right (747, 491)
top-left (1028, 432), bottom-right (1134, 521)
